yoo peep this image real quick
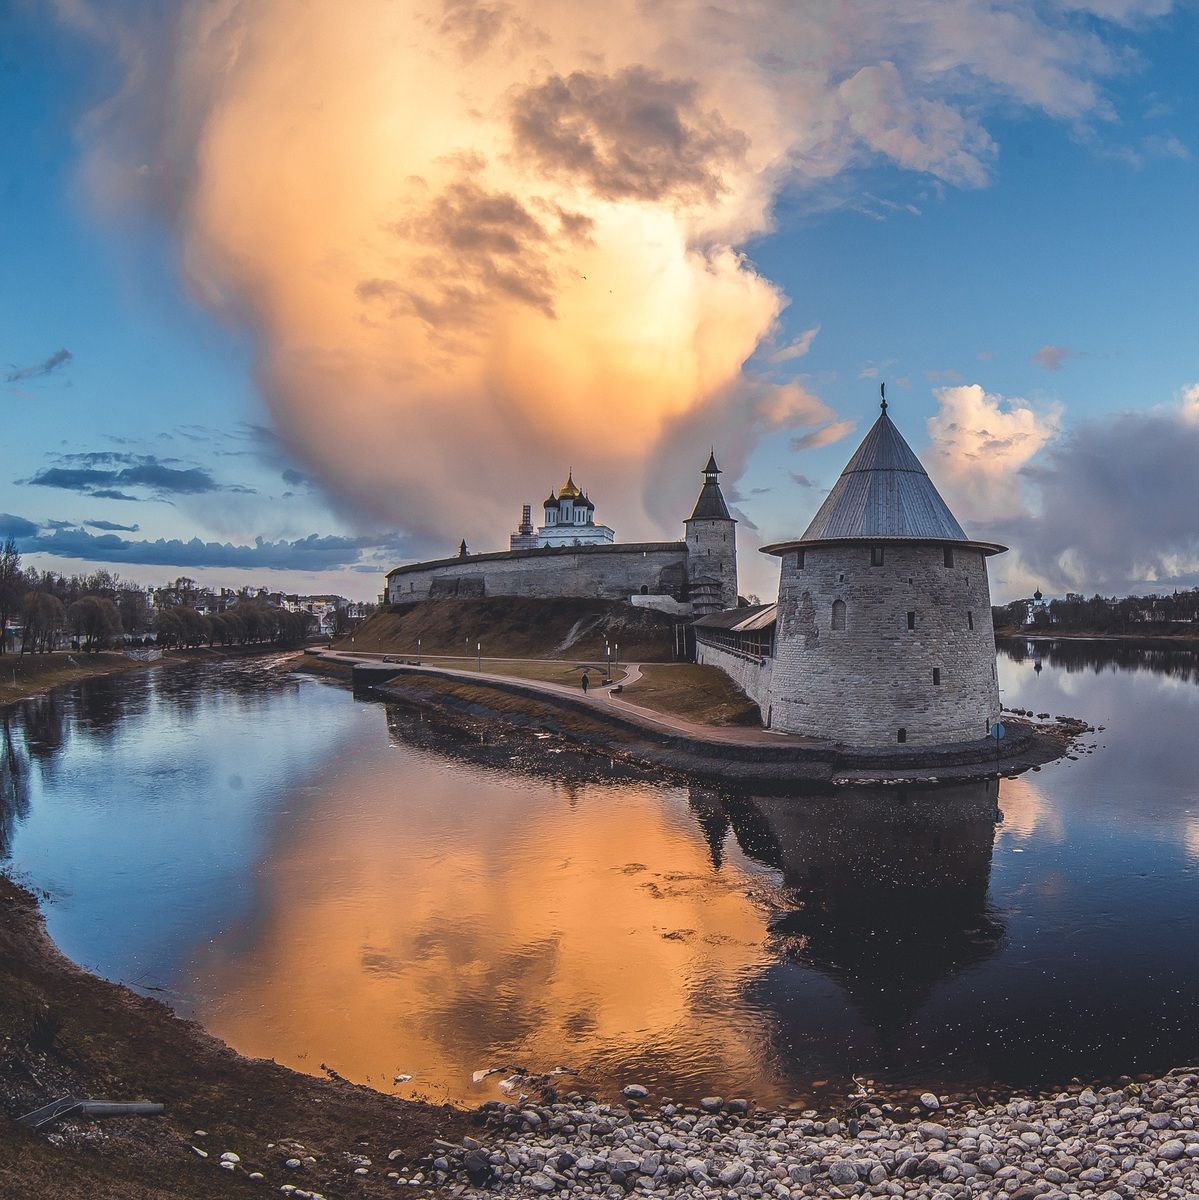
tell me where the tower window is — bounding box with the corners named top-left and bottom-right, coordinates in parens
top-left (944, 547), bottom-right (955, 568)
top-left (933, 668), bottom-right (941, 685)
top-left (897, 728), bottom-right (907, 744)
top-left (968, 610), bottom-right (974, 630)
top-left (832, 599), bottom-right (846, 630)
top-left (907, 611), bottom-right (916, 630)
top-left (871, 546), bottom-right (885, 566)
top-left (795, 550), bottom-right (805, 570)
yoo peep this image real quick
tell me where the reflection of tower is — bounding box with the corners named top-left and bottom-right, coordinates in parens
top-left (723, 781), bottom-right (1004, 1046)
top-left (687, 788), bottom-right (732, 870)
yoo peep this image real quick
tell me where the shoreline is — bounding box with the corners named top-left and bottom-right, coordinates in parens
top-left (996, 629), bottom-right (1199, 645)
top-left (3, 871), bottom-right (1197, 1197)
top-left (324, 657), bottom-right (1082, 787)
top-left (0, 642), bottom-right (328, 709)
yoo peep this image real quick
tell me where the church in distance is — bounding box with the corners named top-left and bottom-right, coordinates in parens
top-left (385, 399), bottom-right (1005, 749)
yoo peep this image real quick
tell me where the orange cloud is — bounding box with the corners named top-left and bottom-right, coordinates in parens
top-left (65, 0), bottom-right (1171, 552)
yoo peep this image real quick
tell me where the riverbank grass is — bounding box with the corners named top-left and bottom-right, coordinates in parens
top-left (0, 651), bottom-right (164, 706)
top-left (622, 663), bottom-right (761, 726)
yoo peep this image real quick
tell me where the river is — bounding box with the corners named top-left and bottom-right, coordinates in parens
top-left (2, 642), bottom-right (1198, 1108)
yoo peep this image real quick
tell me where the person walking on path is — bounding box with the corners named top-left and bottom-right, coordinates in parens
top-left (581, 672), bottom-right (590, 694)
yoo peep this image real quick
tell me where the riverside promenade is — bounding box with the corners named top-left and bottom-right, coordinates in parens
top-left (309, 650), bottom-right (1071, 784)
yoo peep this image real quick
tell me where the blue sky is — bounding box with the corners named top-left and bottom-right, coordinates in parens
top-left (2, 2), bottom-right (1198, 601)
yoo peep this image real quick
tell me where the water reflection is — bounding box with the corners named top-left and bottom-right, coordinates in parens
top-left (1000, 635), bottom-right (1199, 684)
top-left (730, 784), bottom-right (1003, 1045)
top-left (3, 645), bottom-right (1199, 1107)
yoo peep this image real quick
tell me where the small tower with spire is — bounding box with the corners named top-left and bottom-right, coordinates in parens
top-left (685, 450), bottom-right (738, 615)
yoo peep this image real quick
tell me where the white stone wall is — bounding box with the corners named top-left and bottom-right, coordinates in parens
top-left (695, 638), bottom-right (772, 711)
top-left (685, 519), bottom-right (738, 609)
top-left (386, 543), bottom-right (688, 604)
top-left (768, 543), bottom-right (1001, 746)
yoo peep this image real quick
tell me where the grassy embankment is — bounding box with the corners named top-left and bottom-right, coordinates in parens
top-left (338, 597), bottom-right (678, 661)
top-left (0, 651), bottom-right (185, 707)
top-left (621, 663), bottom-right (762, 726)
top-left (327, 600), bottom-right (762, 728)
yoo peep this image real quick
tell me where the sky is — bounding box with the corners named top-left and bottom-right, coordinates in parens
top-left (1, 0), bottom-right (1197, 603)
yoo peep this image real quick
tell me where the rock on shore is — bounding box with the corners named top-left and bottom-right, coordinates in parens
top-left (392, 1073), bottom-right (1199, 1197)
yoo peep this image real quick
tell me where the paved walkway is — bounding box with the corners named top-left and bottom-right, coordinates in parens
top-left (317, 650), bottom-right (825, 750)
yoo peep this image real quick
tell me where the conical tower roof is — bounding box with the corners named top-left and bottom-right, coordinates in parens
top-left (763, 405), bottom-right (1006, 556)
top-left (687, 450), bottom-right (734, 522)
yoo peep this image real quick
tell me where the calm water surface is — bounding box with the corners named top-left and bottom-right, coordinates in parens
top-left (3, 643), bottom-right (1199, 1107)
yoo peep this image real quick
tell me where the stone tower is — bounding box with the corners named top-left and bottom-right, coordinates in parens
top-left (686, 451), bottom-right (738, 616)
top-left (762, 397), bottom-right (1006, 747)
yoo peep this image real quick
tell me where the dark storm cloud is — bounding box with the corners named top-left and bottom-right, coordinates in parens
top-left (11, 526), bottom-right (384, 571)
top-left (511, 67), bottom-right (748, 202)
top-left (19, 452), bottom-right (243, 499)
top-left (86, 519), bottom-right (141, 532)
top-left (5, 348), bottom-right (72, 384)
top-left (981, 399), bottom-right (1199, 590)
top-left (0, 514), bottom-right (38, 539)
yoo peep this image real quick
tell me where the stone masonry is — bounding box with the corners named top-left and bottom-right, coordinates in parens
top-left (385, 542), bottom-right (689, 605)
top-left (769, 543), bottom-right (1000, 746)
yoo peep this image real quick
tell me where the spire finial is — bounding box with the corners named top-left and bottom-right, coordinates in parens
top-left (880, 382), bottom-right (888, 413)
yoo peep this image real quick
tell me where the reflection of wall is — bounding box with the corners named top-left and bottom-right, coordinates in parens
top-left (709, 781), bottom-right (1003, 1042)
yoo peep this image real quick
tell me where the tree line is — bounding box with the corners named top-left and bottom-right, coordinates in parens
top-left (993, 589), bottom-right (1199, 635)
top-left (0, 540), bottom-right (314, 655)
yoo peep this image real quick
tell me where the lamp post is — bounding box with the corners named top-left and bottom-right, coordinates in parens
top-left (417, 636), bottom-right (421, 665)
top-left (605, 640), bottom-right (611, 683)
top-left (477, 640), bottom-right (482, 672)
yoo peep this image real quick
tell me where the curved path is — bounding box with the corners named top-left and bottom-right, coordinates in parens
top-left (320, 650), bottom-right (827, 749)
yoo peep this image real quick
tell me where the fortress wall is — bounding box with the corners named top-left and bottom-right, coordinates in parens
top-left (385, 543), bottom-right (688, 604)
top-left (695, 639), bottom-right (772, 712)
top-left (769, 543), bottom-right (1000, 747)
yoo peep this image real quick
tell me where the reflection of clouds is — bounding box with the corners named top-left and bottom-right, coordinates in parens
top-left (191, 749), bottom-right (782, 1104)
top-left (1183, 817), bottom-right (1199, 863)
top-left (996, 774), bottom-right (1064, 844)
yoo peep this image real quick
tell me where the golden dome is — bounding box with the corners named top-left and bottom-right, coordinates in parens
top-left (557, 470), bottom-right (582, 499)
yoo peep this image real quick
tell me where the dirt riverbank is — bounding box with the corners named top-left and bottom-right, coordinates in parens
top-left (0, 875), bottom-right (467, 1200)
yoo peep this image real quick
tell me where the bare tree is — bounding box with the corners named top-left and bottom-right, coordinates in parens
top-left (21, 592), bottom-right (65, 655)
top-left (68, 595), bottom-right (124, 653)
top-left (0, 540), bottom-right (23, 655)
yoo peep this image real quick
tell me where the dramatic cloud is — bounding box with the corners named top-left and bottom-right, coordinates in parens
top-left (1033, 344), bottom-right (1077, 371)
top-left (986, 385), bottom-right (1199, 592)
top-left (510, 67), bottom-right (749, 203)
top-left (927, 384), bottom-right (1061, 525)
top-left (926, 382), bottom-right (1199, 595)
top-left (9, 524), bottom-right (393, 572)
top-left (5, 348), bottom-right (72, 384)
top-left (63, 0), bottom-right (1173, 550)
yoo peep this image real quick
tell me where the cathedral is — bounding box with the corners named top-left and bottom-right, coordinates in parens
top-left (510, 473), bottom-right (615, 549)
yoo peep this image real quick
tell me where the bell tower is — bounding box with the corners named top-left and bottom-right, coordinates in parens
top-left (685, 451), bottom-right (738, 615)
